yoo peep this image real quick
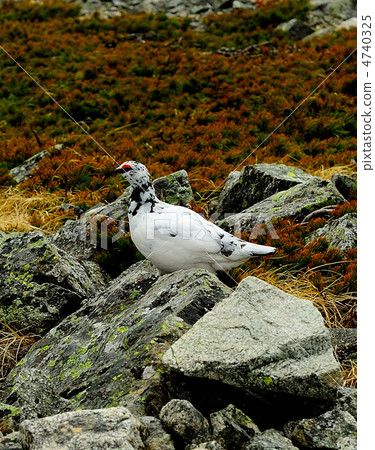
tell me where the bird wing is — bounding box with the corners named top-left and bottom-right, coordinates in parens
top-left (150, 203), bottom-right (222, 255)
top-left (149, 202), bottom-right (267, 261)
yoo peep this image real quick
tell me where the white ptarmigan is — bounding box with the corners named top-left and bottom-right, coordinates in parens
top-left (115, 161), bottom-right (276, 274)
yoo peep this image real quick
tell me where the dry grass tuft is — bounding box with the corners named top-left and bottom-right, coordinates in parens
top-left (234, 262), bottom-right (356, 329)
top-left (0, 187), bottom-right (74, 233)
top-left (311, 163), bottom-right (357, 180)
top-left (0, 322), bottom-right (39, 380)
top-left (340, 360), bottom-right (357, 388)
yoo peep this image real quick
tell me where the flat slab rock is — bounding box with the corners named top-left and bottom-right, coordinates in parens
top-left (217, 178), bottom-right (345, 234)
top-left (163, 276), bottom-right (342, 405)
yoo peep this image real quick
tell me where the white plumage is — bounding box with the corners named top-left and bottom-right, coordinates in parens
top-left (115, 161), bottom-right (276, 274)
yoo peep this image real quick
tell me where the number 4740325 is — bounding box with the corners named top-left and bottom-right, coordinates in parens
top-left (362, 15), bottom-right (372, 67)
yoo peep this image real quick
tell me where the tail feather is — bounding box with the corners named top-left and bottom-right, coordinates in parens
top-left (246, 243), bottom-right (276, 256)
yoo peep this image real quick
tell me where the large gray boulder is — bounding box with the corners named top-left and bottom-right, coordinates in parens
top-left (307, 213), bottom-right (357, 252)
top-left (0, 263), bottom-right (231, 422)
top-left (218, 178), bottom-right (345, 234)
top-left (19, 407), bottom-right (146, 450)
top-left (163, 277), bottom-right (342, 408)
top-left (0, 231), bottom-right (106, 335)
top-left (212, 164), bottom-right (315, 218)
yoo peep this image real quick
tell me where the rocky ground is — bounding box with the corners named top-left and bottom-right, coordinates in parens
top-left (0, 151), bottom-right (357, 449)
top-left (65, 0), bottom-right (357, 41)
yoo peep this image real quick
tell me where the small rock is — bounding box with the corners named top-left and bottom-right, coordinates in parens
top-left (329, 328), bottom-right (357, 363)
top-left (140, 416), bottom-right (175, 449)
top-left (210, 404), bottom-right (259, 448)
top-left (291, 408), bottom-right (357, 449)
top-left (187, 441), bottom-right (225, 450)
top-left (19, 407), bottom-right (147, 450)
top-left (337, 17), bottom-right (357, 30)
top-left (160, 399), bottom-right (211, 446)
top-left (245, 428), bottom-right (298, 449)
top-left (0, 432), bottom-right (22, 450)
top-left (153, 169), bottom-right (194, 207)
top-left (336, 387), bottom-right (357, 419)
top-left (331, 174), bottom-right (356, 200)
top-left (275, 19), bottom-right (314, 40)
top-left (307, 213), bottom-right (357, 252)
top-left (9, 144), bottom-right (64, 183)
top-left (303, 27), bottom-right (333, 40)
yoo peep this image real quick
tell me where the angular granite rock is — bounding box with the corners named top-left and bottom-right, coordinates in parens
top-left (9, 145), bottom-right (64, 184)
top-left (245, 428), bottom-right (298, 449)
top-left (218, 178), bottom-right (345, 234)
top-left (186, 442), bottom-right (225, 450)
top-left (153, 169), bottom-right (193, 208)
top-left (275, 19), bottom-right (314, 40)
top-left (140, 416), bottom-right (175, 450)
top-left (212, 164), bottom-right (315, 218)
top-left (308, 0), bottom-right (357, 28)
top-left (19, 407), bottom-right (146, 450)
top-left (307, 213), bottom-right (357, 252)
top-left (163, 277), bottom-right (342, 406)
top-left (160, 399), bottom-right (211, 446)
top-left (210, 404), bottom-right (259, 448)
top-left (291, 408), bottom-right (357, 449)
top-left (0, 263), bottom-right (231, 421)
top-left (331, 174), bottom-right (356, 200)
top-left (0, 231), bottom-right (106, 335)
top-left (0, 431), bottom-right (22, 450)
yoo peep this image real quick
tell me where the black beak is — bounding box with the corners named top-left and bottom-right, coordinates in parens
top-left (114, 166), bottom-right (125, 174)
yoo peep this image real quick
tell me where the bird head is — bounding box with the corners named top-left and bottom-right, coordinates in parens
top-left (114, 161), bottom-right (151, 185)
